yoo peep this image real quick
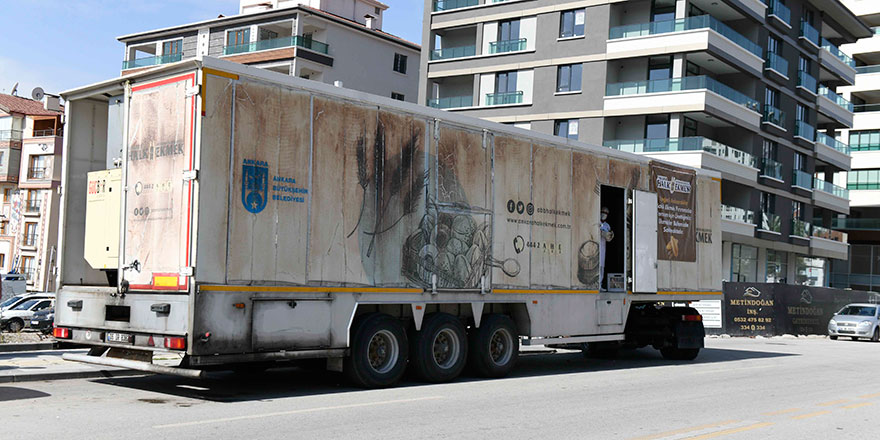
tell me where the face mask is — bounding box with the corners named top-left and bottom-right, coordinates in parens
top-left (601, 213), bottom-right (608, 221)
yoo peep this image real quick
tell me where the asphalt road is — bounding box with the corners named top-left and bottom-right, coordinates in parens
top-left (1, 337), bottom-right (878, 439)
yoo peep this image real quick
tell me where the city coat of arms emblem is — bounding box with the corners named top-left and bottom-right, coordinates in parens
top-left (242, 160), bottom-right (269, 214)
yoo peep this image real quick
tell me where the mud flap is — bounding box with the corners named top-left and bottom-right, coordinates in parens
top-left (674, 321), bottom-right (705, 349)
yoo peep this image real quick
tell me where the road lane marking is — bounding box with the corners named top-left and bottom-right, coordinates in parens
top-left (628, 420), bottom-right (740, 440)
top-left (817, 399), bottom-right (849, 407)
top-left (693, 365), bottom-right (771, 375)
top-left (153, 396), bottom-right (444, 429)
top-left (681, 422), bottom-right (773, 440)
top-left (858, 392), bottom-right (880, 399)
top-left (762, 408), bottom-right (800, 416)
top-left (842, 402), bottom-right (874, 410)
top-left (792, 410), bottom-right (832, 420)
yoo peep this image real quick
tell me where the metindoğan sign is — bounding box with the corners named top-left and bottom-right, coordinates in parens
top-left (650, 161), bottom-right (696, 262)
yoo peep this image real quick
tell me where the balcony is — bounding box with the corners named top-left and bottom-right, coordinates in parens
top-left (762, 105), bottom-right (785, 130)
top-left (760, 211), bottom-right (782, 234)
top-left (819, 38), bottom-right (856, 85)
top-left (760, 158), bottom-right (784, 182)
top-left (605, 137), bottom-right (758, 181)
top-left (607, 15), bottom-right (764, 76)
top-left (817, 86), bottom-right (854, 128)
top-left (815, 132), bottom-right (851, 170)
top-left (485, 91), bottom-right (523, 106)
top-left (830, 218), bottom-right (880, 230)
top-left (0, 130), bottom-right (23, 142)
top-left (799, 21), bottom-right (820, 49)
top-left (794, 120), bottom-right (815, 143)
top-left (796, 71), bottom-right (818, 95)
top-left (431, 45), bottom-right (476, 61)
top-left (31, 128), bottom-right (62, 137)
top-left (432, 0), bottom-right (478, 12)
top-left (604, 76), bottom-right (760, 129)
top-left (27, 167), bottom-right (48, 180)
top-left (765, 52), bottom-right (789, 80)
top-left (810, 225), bottom-right (849, 260)
top-left (721, 204), bottom-right (756, 237)
top-left (813, 178), bottom-right (850, 214)
top-left (122, 53), bottom-right (182, 70)
top-left (765, 0), bottom-right (791, 29)
top-left (488, 38), bottom-right (526, 55)
top-left (223, 35), bottom-right (329, 56)
top-left (791, 218), bottom-right (811, 239)
top-left (428, 95), bottom-right (473, 109)
top-left (792, 169), bottom-right (813, 190)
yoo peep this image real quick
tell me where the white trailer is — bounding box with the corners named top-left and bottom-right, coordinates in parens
top-left (56, 57), bottom-right (722, 387)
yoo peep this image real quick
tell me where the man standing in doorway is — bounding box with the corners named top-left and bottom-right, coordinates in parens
top-left (599, 206), bottom-right (614, 290)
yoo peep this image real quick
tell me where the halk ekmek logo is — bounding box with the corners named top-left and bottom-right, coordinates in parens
top-left (242, 159), bottom-right (269, 214)
top-left (655, 175), bottom-right (692, 194)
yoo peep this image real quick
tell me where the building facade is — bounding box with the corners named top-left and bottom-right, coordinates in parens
top-left (119, 0), bottom-right (420, 103)
top-left (0, 93), bottom-right (63, 292)
top-left (833, 0), bottom-right (880, 291)
top-left (419, 0), bottom-right (870, 287)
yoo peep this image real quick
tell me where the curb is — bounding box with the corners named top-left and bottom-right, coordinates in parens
top-left (0, 342), bottom-right (57, 353)
top-left (0, 368), bottom-right (145, 384)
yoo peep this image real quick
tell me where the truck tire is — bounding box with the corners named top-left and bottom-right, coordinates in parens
top-left (468, 314), bottom-right (518, 378)
top-left (829, 335), bottom-right (838, 340)
top-left (344, 313), bottom-right (408, 388)
top-left (410, 313), bottom-right (467, 383)
top-left (6, 318), bottom-right (24, 333)
top-left (660, 347), bottom-right (700, 361)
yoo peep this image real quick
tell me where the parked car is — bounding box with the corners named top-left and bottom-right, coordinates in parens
top-left (828, 304), bottom-right (880, 342)
top-left (0, 298), bottom-right (54, 333)
top-left (1, 293), bottom-right (54, 312)
top-left (30, 307), bottom-right (54, 334)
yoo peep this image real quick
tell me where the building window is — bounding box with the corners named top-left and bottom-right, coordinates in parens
top-left (391, 92), bottom-right (405, 101)
top-left (766, 250), bottom-right (787, 283)
top-left (0, 254), bottom-right (5, 269)
top-left (393, 53), bottom-right (407, 74)
top-left (731, 243), bottom-right (758, 282)
top-left (847, 169), bottom-right (880, 190)
top-left (765, 87), bottom-right (780, 108)
top-left (0, 222), bottom-right (6, 235)
top-left (796, 256), bottom-right (826, 286)
top-left (683, 117), bottom-right (698, 137)
top-left (20, 255), bottom-right (34, 280)
top-left (227, 28), bottom-right (250, 47)
top-left (796, 103), bottom-right (808, 122)
top-left (793, 151), bottom-right (807, 172)
top-left (648, 55), bottom-right (672, 81)
top-left (162, 39), bottom-right (182, 55)
top-left (554, 119), bottom-right (578, 140)
top-left (28, 155), bottom-right (47, 180)
top-left (645, 114), bottom-right (669, 139)
top-left (650, 0), bottom-right (675, 22)
top-left (495, 71), bottom-right (517, 94)
top-left (849, 130), bottom-right (880, 151)
top-left (559, 9), bottom-right (585, 38)
top-left (767, 35), bottom-right (781, 55)
top-left (3, 188), bottom-right (11, 203)
top-left (556, 63), bottom-right (582, 93)
top-left (498, 18), bottom-right (521, 42)
top-left (23, 222), bottom-right (37, 247)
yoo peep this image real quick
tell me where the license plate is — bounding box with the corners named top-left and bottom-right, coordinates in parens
top-left (106, 332), bottom-right (133, 344)
top-left (31, 321), bottom-right (39, 325)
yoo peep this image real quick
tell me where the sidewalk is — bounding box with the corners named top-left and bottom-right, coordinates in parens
top-left (0, 349), bottom-right (142, 384)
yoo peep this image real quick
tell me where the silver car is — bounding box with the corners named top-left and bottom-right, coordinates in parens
top-left (828, 304), bottom-right (880, 342)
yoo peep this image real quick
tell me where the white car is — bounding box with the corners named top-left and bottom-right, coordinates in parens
top-left (0, 293), bottom-right (54, 312)
top-left (828, 304), bottom-right (880, 342)
top-left (0, 297), bottom-right (54, 333)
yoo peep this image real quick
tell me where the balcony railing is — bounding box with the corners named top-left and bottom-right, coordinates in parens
top-left (815, 132), bottom-right (851, 155)
top-left (0, 130), bottom-right (23, 142)
top-left (793, 169), bottom-right (813, 189)
top-left (765, 52), bottom-right (788, 76)
top-left (432, 0), bottom-right (478, 11)
top-left (765, 0), bottom-right (791, 26)
top-left (488, 38), bottom-right (527, 54)
top-left (431, 45), bottom-right (476, 60)
top-left (485, 91), bottom-right (523, 106)
top-left (813, 178), bottom-right (849, 199)
top-left (428, 95), bottom-right (474, 109)
top-left (761, 211), bottom-right (782, 233)
top-left (608, 15), bottom-right (762, 58)
top-left (830, 218), bottom-right (880, 230)
top-left (721, 204), bottom-right (755, 224)
top-left (22, 233), bottom-right (37, 247)
top-left (223, 35), bottom-right (329, 56)
top-left (27, 167), bottom-right (47, 180)
top-left (820, 38), bottom-right (855, 68)
top-left (605, 75), bottom-right (759, 111)
top-left (811, 225), bottom-right (847, 243)
top-left (762, 105), bottom-right (785, 128)
top-left (604, 137), bottom-right (757, 168)
top-left (800, 21), bottom-right (820, 47)
top-left (760, 157), bottom-right (784, 180)
top-left (122, 53), bottom-right (182, 70)
top-left (17, 267), bottom-right (35, 280)
top-left (24, 200), bottom-right (41, 212)
top-left (797, 70), bottom-right (817, 94)
top-left (791, 218), bottom-right (812, 238)
top-left (853, 103), bottom-right (880, 113)
top-left (794, 120), bottom-right (815, 142)
top-left (31, 128), bottom-right (62, 137)
top-left (818, 86), bottom-right (853, 112)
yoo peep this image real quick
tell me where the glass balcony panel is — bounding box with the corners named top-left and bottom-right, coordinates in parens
top-left (830, 218), bottom-right (880, 230)
top-left (762, 105), bottom-right (785, 128)
top-left (431, 45), bottom-right (477, 60)
top-left (605, 76), bottom-right (759, 111)
top-left (800, 21), bottom-right (820, 47)
top-left (222, 35), bottom-right (329, 56)
top-left (818, 86), bottom-right (854, 111)
top-left (791, 218), bottom-right (811, 237)
top-left (811, 225), bottom-right (847, 243)
top-left (794, 120), bottom-right (815, 141)
top-left (765, 52), bottom-right (788, 76)
top-left (815, 132), bottom-right (851, 155)
top-left (760, 158), bottom-right (783, 180)
top-left (792, 169), bottom-right (813, 189)
top-left (853, 104), bottom-right (880, 113)
top-left (721, 205), bottom-right (755, 224)
top-left (122, 53), bottom-right (183, 70)
top-left (485, 91), bottom-right (523, 106)
top-left (765, 0), bottom-right (791, 26)
top-left (820, 38), bottom-right (855, 68)
top-left (856, 65), bottom-right (880, 74)
top-left (0, 130), bottom-right (23, 141)
top-left (433, 0), bottom-right (478, 11)
top-left (797, 70), bottom-right (817, 94)
top-left (604, 137), bottom-right (756, 167)
top-left (813, 178), bottom-right (849, 199)
top-left (488, 38), bottom-right (527, 54)
top-left (762, 212), bottom-right (782, 233)
top-left (608, 15), bottom-right (762, 58)
top-left (428, 95), bottom-right (474, 109)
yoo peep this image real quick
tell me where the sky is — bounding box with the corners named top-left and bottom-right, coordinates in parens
top-left (0, 0), bottom-right (424, 97)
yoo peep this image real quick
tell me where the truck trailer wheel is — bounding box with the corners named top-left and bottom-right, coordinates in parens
top-left (468, 314), bottom-right (518, 378)
top-left (410, 313), bottom-right (468, 383)
top-left (660, 347), bottom-right (700, 361)
top-left (344, 313), bottom-right (408, 388)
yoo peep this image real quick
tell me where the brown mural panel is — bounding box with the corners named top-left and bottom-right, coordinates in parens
top-left (529, 145), bottom-right (572, 288)
top-left (436, 125), bottom-right (489, 210)
top-left (491, 136), bottom-right (532, 287)
top-left (570, 152), bottom-right (607, 289)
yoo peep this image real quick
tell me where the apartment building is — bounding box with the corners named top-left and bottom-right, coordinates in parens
top-left (833, 0), bottom-right (880, 291)
top-left (0, 93), bottom-right (63, 292)
top-left (119, 0), bottom-right (420, 103)
top-left (419, 0), bottom-right (870, 287)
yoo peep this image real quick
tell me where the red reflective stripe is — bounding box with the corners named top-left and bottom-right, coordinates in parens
top-left (131, 73), bottom-right (195, 92)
